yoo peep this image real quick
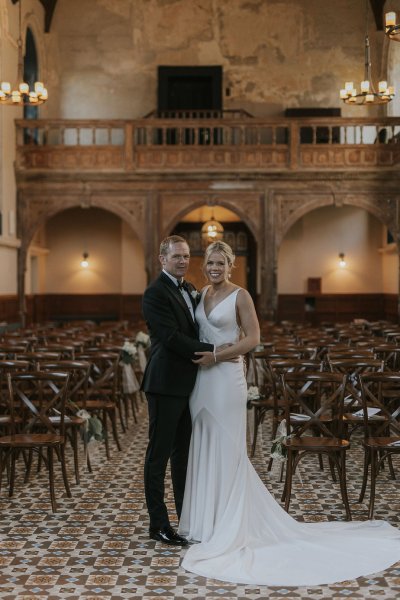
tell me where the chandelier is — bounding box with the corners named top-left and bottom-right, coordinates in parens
top-left (201, 210), bottom-right (224, 247)
top-left (385, 11), bottom-right (400, 42)
top-left (0, 0), bottom-right (48, 106)
top-left (340, 0), bottom-right (394, 105)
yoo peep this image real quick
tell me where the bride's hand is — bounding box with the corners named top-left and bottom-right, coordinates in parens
top-left (192, 350), bottom-right (242, 366)
top-left (192, 351), bottom-right (215, 366)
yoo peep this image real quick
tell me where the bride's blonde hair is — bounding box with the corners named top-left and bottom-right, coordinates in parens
top-left (204, 241), bottom-right (236, 268)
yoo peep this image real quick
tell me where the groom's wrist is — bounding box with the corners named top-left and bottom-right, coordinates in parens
top-left (213, 346), bottom-right (217, 363)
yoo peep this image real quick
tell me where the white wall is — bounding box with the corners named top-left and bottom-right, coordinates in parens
top-left (278, 206), bottom-right (397, 294)
top-left (42, 207), bottom-right (145, 294)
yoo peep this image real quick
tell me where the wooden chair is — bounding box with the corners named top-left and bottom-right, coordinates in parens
top-left (372, 345), bottom-right (400, 371)
top-left (76, 352), bottom-right (121, 460)
top-left (267, 358), bottom-right (324, 471)
top-left (39, 360), bottom-right (92, 484)
top-left (328, 358), bottom-right (384, 438)
top-left (281, 371), bottom-right (351, 520)
top-left (0, 371), bottom-right (72, 512)
top-left (358, 372), bottom-right (400, 518)
top-left (247, 350), bottom-right (302, 457)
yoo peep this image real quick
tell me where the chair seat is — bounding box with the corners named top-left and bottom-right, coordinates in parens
top-left (363, 436), bottom-right (400, 449)
top-left (250, 398), bottom-right (274, 408)
top-left (0, 433), bottom-right (65, 447)
top-left (343, 412), bottom-right (385, 422)
top-left (84, 400), bottom-right (115, 409)
top-left (285, 437), bottom-right (350, 450)
top-left (0, 415), bottom-right (22, 424)
top-left (49, 416), bottom-right (85, 425)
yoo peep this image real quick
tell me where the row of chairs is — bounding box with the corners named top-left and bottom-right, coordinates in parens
top-left (0, 328), bottom-right (147, 512)
top-left (247, 343), bottom-right (400, 519)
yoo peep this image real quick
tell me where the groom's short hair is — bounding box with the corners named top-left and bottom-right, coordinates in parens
top-left (159, 235), bottom-right (187, 256)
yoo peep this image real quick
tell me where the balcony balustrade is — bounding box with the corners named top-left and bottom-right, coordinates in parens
top-left (15, 116), bottom-right (400, 174)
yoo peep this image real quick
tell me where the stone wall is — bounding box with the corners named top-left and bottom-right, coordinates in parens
top-left (45, 0), bottom-right (388, 119)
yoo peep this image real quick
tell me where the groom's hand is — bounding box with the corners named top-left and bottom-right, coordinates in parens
top-left (192, 344), bottom-right (241, 366)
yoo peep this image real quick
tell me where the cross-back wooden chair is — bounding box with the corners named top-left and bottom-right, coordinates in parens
top-left (358, 372), bottom-right (400, 519)
top-left (267, 358), bottom-right (324, 472)
top-left (281, 371), bottom-right (351, 520)
top-left (76, 352), bottom-right (121, 460)
top-left (0, 371), bottom-right (72, 512)
top-left (247, 350), bottom-right (303, 457)
top-left (372, 345), bottom-right (400, 371)
top-left (0, 360), bottom-right (31, 434)
top-left (39, 360), bottom-right (91, 484)
top-left (328, 358), bottom-right (384, 438)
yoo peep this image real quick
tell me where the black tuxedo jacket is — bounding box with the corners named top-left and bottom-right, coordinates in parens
top-left (141, 272), bottom-right (213, 397)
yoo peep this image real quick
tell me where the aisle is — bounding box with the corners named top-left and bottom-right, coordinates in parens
top-left (0, 404), bottom-right (399, 599)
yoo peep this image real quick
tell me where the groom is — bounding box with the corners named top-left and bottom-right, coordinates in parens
top-left (141, 235), bottom-right (214, 546)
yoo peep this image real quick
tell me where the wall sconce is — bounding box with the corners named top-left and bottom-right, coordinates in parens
top-left (338, 252), bottom-right (346, 268)
top-left (80, 252), bottom-right (89, 268)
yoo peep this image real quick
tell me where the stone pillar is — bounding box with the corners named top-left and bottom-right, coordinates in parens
top-left (397, 200), bottom-right (400, 325)
top-left (144, 191), bottom-right (161, 284)
top-left (17, 245), bottom-right (27, 328)
top-left (259, 192), bottom-right (277, 321)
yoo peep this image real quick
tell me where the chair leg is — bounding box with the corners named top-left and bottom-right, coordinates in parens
top-left (338, 451), bottom-right (352, 521)
top-left (48, 446), bottom-right (57, 513)
top-left (24, 449), bottom-right (33, 484)
top-left (60, 445), bottom-right (72, 498)
top-left (250, 407), bottom-right (259, 458)
top-left (267, 417), bottom-right (279, 471)
top-left (328, 456), bottom-right (337, 483)
top-left (71, 428), bottom-right (80, 485)
top-left (102, 410), bottom-right (111, 460)
top-left (283, 450), bottom-right (294, 512)
top-left (117, 395), bottom-right (126, 433)
top-left (109, 409), bottom-right (122, 452)
top-left (387, 453), bottom-right (396, 480)
top-left (368, 450), bottom-right (377, 520)
top-left (359, 447), bottom-right (370, 503)
top-left (9, 451), bottom-right (16, 498)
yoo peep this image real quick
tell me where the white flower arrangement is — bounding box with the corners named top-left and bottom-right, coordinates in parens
top-left (121, 341), bottom-right (137, 364)
top-left (247, 385), bottom-right (261, 401)
top-left (270, 420), bottom-right (291, 461)
top-left (135, 331), bottom-right (150, 347)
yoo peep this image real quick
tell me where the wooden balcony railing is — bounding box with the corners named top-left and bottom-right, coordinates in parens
top-left (15, 117), bottom-right (400, 174)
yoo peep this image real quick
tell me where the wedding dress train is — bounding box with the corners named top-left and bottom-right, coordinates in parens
top-left (178, 288), bottom-right (400, 586)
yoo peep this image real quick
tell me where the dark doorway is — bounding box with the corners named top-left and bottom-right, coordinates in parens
top-left (158, 66), bottom-right (222, 115)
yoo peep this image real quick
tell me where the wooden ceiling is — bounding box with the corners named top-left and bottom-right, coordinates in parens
top-left (11, 0), bottom-right (388, 33)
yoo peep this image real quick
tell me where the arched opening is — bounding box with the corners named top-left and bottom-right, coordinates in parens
top-left (23, 28), bottom-right (39, 121)
top-left (277, 205), bottom-right (398, 323)
top-left (26, 206), bottom-right (146, 323)
top-left (171, 205), bottom-right (257, 299)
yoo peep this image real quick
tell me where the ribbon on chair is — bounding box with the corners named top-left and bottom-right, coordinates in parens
top-left (121, 362), bottom-right (140, 394)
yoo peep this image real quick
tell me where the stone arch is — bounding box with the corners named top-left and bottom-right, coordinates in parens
top-left (161, 194), bottom-right (261, 242)
top-left (23, 8), bottom-right (48, 81)
top-left (19, 194), bottom-right (146, 252)
top-left (277, 196), bottom-right (398, 250)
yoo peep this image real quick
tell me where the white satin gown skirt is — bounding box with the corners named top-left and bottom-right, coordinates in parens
top-left (178, 289), bottom-right (400, 586)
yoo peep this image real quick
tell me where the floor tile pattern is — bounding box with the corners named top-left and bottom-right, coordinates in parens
top-left (0, 401), bottom-right (399, 599)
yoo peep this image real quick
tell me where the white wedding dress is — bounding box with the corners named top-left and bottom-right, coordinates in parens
top-left (178, 287), bottom-right (400, 586)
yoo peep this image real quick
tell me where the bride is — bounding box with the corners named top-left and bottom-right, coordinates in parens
top-left (178, 241), bottom-right (400, 586)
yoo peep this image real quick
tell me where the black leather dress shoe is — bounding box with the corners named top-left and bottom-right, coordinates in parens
top-left (149, 526), bottom-right (188, 546)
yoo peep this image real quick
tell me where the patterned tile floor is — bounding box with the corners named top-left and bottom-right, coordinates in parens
top-left (0, 401), bottom-right (399, 600)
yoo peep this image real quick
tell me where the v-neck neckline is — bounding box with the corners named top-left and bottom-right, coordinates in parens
top-left (203, 286), bottom-right (238, 319)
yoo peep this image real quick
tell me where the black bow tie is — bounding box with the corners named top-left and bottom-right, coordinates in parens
top-left (177, 280), bottom-right (189, 292)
